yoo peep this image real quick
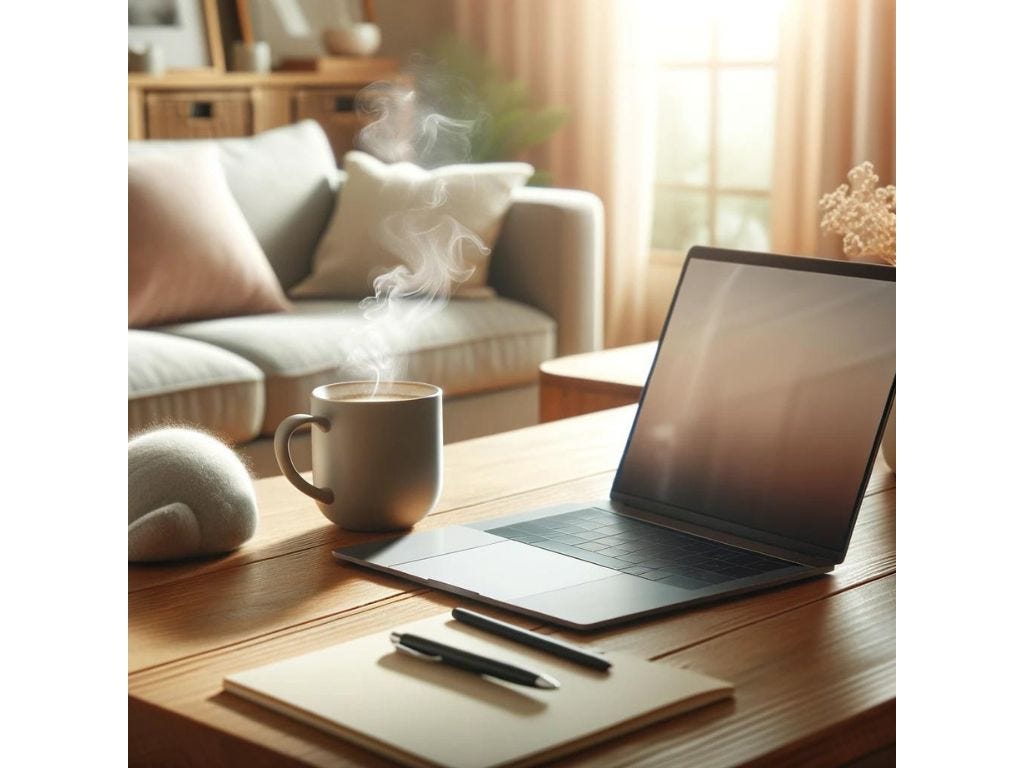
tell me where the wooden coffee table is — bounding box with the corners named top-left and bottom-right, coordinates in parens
top-left (129, 406), bottom-right (896, 766)
top-left (539, 342), bottom-right (657, 422)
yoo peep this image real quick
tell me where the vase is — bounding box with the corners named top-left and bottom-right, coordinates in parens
top-left (881, 398), bottom-right (895, 472)
top-left (323, 22), bottom-right (382, 57)
top-left (128, 44), bottom-right (165, 75)
top-left (232, 41), bottom-right (272, 73)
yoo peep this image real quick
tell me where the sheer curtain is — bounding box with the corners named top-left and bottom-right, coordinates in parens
top-left (770, 0), bottom-right (896, 258)
top-left (454, 0), bottom-right (658, 347)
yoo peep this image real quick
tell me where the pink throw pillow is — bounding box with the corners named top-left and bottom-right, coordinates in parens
top-left (129, 147), bottom-right (290, 328)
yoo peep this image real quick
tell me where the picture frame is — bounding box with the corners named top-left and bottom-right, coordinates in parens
top-left (128, 0), bottom-right (226, 72)
top-left (245, 0), bottom-right (368, 64)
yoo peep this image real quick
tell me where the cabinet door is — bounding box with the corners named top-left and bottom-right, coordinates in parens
top-left (293, 88), bottom-right (367, 165)
top-left (145, 90), bottom-right (253, 139)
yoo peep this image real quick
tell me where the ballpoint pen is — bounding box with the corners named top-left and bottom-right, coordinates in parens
top-left (389, 632), bottom-right (560, 689)
top-left (451, 607), bottom-right (612, 671)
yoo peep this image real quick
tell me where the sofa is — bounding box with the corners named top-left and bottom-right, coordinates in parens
top-left (128, 121), bottom-right (604, 477)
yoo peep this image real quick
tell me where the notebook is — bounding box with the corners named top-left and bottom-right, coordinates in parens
top-left (224, 612), bottom-right (734, 768)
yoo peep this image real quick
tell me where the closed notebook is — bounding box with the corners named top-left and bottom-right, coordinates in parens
top-left (224, 613), bottom-right (733, 768)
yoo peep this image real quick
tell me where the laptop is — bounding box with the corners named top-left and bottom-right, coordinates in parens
top-left (334, 247), bottom-right (897, 629)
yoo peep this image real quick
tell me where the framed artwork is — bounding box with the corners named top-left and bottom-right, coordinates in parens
top-left (128, 0), bottom-right (226, 72)
top-left (240, 1), bottom-right (380, 66)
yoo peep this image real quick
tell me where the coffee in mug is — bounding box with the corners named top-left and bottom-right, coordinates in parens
top-left (274, 381), bottom-right (442, 531)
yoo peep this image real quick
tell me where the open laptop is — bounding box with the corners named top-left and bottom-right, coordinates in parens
top-left (334, 247), bottom-right (896, 629)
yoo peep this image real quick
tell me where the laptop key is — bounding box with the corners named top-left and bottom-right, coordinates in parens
top-left (612, 540), bottom-right (652, 554)
top-left (558, 547), bottom-right (624, 571)
top-left (618, 561), bottom-right (651, 573)
top-left (620, 565), bottom-right (653, 576)
top-left (616, 551), bottom-right (652, 564)
top-left (685, 556), bottom-right (720, 570)
top-left (639, 558), bottom-right (678, 571)
top-left (597, 546), bottom-right (633, 557)
top-left (641, 544), bottom-right (678, 558)
top-left (595, 535), bottom-right (630, 546)
top-left (549, 534), bottom-right (586, 545)
top-left (655, 564), bottom-right (699, 577)
top-left (552, 526), bottom-right (586, 536)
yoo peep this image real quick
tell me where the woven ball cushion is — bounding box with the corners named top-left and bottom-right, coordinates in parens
top-left (290, 151), bottom-right (533, 300)
top-left (128, 146), bottom-right (290, 327)
top-left (128, 427), bottom-right (259, 562)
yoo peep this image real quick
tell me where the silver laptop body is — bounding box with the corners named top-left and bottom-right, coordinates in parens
top-left (334, 247), bottom-right (897, 629)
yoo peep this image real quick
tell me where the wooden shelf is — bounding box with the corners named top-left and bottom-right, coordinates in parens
top-left (128, 59), bottom-right (399, 90)
top-left (127, 59), bottom-right (401, 160)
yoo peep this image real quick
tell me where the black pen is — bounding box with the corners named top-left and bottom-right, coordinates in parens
top-left (389, 632), bottom-right (560, 689)
top-left (452, 607), bottom-right (612, 671)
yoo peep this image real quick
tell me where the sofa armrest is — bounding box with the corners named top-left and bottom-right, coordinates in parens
top-left (488, 187), bottom-right (604, 355)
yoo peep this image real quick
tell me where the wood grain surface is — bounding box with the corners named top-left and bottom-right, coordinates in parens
top-left (539, 343), bottom-right (657, 421)
top-left (129, 406), bottom-right (896, 767)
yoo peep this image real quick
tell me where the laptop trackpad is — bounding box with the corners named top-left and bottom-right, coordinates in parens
top-left (399, 541), bottom-right (617, 601)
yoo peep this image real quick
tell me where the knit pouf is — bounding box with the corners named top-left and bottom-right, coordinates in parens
top-left (128, 427), bottom-right (258, 562)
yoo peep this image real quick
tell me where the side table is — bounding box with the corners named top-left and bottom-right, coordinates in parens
top-left (539, 342), bottom-right (657, 422)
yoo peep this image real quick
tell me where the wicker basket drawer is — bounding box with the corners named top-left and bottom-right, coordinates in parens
top-left (293, 88), bottom-right (367, 163)
top-left (145, 91), bottom-right (253, 139)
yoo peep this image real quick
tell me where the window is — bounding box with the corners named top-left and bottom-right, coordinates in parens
top-left (650, 1), bottom-right (784, 265)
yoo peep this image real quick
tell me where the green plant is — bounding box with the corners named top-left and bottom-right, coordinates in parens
top-left (415, 36), bottom-right (567, 185)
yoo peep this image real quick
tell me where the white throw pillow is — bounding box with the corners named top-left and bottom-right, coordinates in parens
top-left (291, 151), bottom-right (534, 300)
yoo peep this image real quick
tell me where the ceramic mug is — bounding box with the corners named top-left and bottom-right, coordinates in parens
top-left (128, 44), bottom-right (165, 75)
top-left (274, 381), bottom-right (443, 531)
top-left (231, 40), bottom-right (271, 73)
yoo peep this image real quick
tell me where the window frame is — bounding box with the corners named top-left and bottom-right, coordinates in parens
top-left (652, 20), bottom-right (778, 265)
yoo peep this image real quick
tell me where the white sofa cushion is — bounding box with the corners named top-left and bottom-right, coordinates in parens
top-left (159, 298), bottom-right (555, 436)
top-left (291, 151), bottom-right (533, 300)
top-left (128, 120), bottom-right (338, 291)
top-left (128, 331), bottom-right (266, 443)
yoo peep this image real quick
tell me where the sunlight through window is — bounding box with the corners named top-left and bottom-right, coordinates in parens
top-left (650, 0), bottom-right (785, 263)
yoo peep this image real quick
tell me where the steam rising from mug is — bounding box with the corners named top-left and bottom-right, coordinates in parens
top-left (346, 78), bottom-right (487, 391)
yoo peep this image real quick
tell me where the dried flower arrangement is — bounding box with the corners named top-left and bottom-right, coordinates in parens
top-left (819, 161), bottom-right (896, 265)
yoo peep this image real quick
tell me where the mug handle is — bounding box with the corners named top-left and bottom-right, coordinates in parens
top-left (274, 414), bottom-right (335, 505)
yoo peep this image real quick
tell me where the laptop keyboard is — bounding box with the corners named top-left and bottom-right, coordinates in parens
top-left (487, 507), bottom-right (793, 590)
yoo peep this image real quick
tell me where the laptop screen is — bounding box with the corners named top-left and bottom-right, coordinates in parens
top-left (612, 249), bottom-right (895, 561)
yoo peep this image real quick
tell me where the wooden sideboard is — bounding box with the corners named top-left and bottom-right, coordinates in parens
top-left (128, 59), bottom-right (400, 163)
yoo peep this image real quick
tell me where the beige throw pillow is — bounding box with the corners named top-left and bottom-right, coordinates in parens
top-left (291, 151), bottom-right (533, 300)
top-left (129, 147), bottom-right (290, 328)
